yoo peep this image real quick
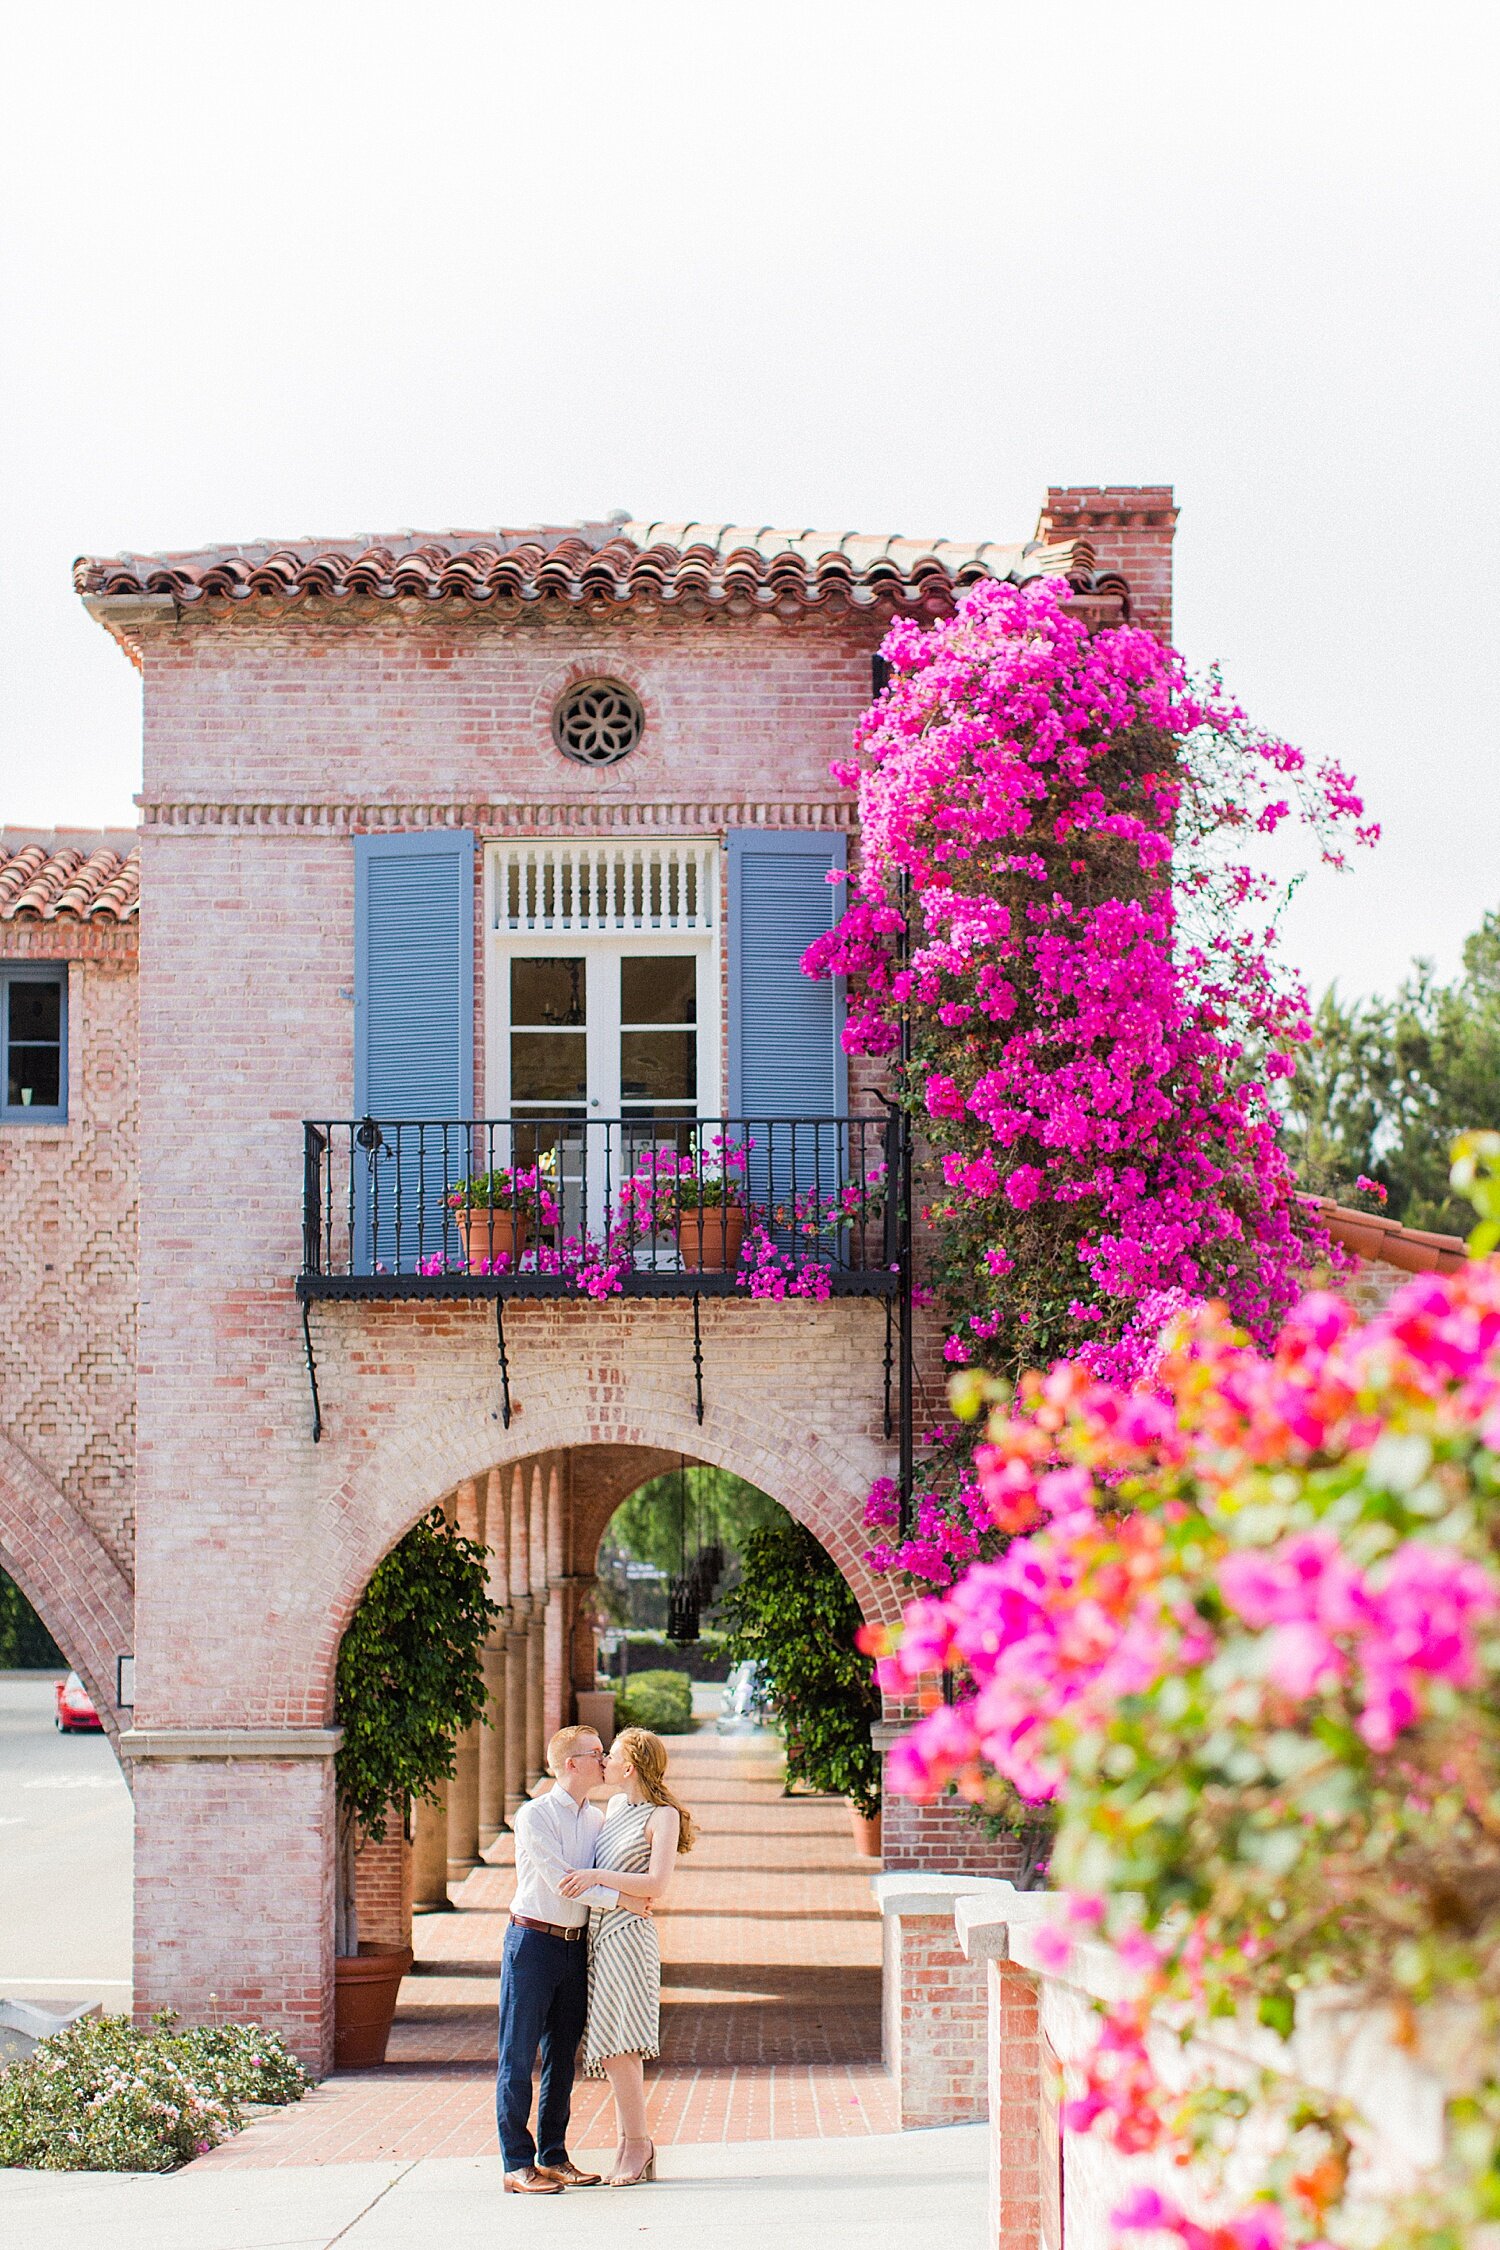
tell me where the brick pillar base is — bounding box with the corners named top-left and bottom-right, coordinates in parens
top-left (130, 1742), bottom-right (336, 2076)
top-left (955, 1889), bottom-right (1068, 2250)
top-left (875, 1875), bottom-right (1018, 2128)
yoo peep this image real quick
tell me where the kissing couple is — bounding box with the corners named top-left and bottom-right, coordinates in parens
top-left (498, 1721), bottom-right (696, 2194)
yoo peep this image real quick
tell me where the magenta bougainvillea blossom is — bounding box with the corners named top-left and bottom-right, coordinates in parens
top-left (804, 573), bottom-right (1373, 1587)
top-left (867, 1261), bottom-right (1500, 2243)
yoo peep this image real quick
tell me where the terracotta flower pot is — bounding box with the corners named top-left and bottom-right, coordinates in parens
top-left (454, 1207), bottom-right (531, 1272)
top-left (849, 1804), bottom-right (883, 1859)
top-left (677, 1205), bottom-right (746, 1272)
top-left (333, 1941), bottom-right (413, 2069)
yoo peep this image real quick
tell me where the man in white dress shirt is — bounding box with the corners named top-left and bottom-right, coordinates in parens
top-left (499, 1723), bottom-right (644, 2194)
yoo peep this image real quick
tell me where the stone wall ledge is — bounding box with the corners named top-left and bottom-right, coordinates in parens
top-left (120, 1727), bottom-right (343, 1761)
top-left (959, 1899), bottom-right (1459, 2188)
top-left (954, 1882), bottom-right (1069, 1963)
top-left (872, 1871), bottom-right (1021, 1920)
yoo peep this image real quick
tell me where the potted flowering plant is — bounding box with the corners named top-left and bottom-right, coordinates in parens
top-left (675, 1134), bottom-right (749, 1272)
top-left (447, 1152), bottom-right (559, 1271)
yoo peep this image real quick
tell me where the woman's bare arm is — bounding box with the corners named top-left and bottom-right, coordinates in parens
top-left (558, 1806), bottom-right (679, 1901)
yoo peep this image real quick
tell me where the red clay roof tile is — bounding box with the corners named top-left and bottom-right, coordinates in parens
top-left (74, 516), bottom-right (1124, 618)
top-left (1299, 1194), bottom-right (1468, 1276)
top-left (0, 830), bottom-right (140, 921)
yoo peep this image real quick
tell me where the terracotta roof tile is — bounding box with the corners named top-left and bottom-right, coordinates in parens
top-left (0, 830), bottom-right (140, 921)
top-left (74, 515), bottom-right (1123, 618)
top-left (1299, 1194), bottom-right (1468, 1277)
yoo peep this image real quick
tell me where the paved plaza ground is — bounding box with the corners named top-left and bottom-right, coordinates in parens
top-left (0, 2125), bottom-right (986, 2249)
top-left (202, 1718), bottom-right (896, 2167)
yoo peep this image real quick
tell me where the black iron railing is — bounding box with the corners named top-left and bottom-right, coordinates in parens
top-left (298, 1113), bottom-right (906, 1299)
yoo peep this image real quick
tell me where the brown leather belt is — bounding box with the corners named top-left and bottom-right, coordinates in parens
top-left (511, 1913), bottom-right (586, 1942)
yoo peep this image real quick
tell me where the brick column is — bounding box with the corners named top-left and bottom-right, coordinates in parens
top-left (445, 1476), bottom-right (484, 1876)
top-left (124, 1728), bottom-right (340, 2076)
top-left (354, 1810), bottom-right (413, 1950)
top-left (544, 1462), bottom-right (568, 1738)
top-left (478, 1640), bottom-right (506, 1850)
top-left (526, 1464), bottom-right (547, 1787)
top-left (956, 1894), bottom-right (1062, 2250)
top-left (411, 1782), bottom-right (452, 1912)
top-left (874, 1874), bottom-right (1019, 2128)
top-left (479, 1466), bottom-right (509, 1849)
top-left (504, 1620), bottom-right (530, 1821)
top-left (447, 1719), bottom-right (482, 1879)
top-left (506, 1469), bottom-right (531, 1819)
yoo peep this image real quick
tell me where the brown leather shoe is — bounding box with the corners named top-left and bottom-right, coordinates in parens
top-left (503, 2165), bottom-right (563, 2194)
top-left (537, 2160), bottom-right (603, 2187)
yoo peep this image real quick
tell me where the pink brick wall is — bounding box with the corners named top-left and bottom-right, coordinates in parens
top-left (132, 1752), bottom-right (336, 2062)
top-left (0, 932), bottom-right (138, 1576)
top-left (1039, 486), bottom-right (1177, 641)
top-left (121, 598), bottom-right (911, 2067)
top-left (0, 923), bottom-right (137, 1720)
top-left (881, 1793), bottom-right (1038, 1879)
top-left (354, 1815), bottom-right (413, 1951)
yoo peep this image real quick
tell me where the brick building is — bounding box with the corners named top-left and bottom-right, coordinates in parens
top-left (1, 490), bottom-right (1189, 2073)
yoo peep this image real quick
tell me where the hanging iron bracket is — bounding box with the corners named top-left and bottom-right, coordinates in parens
top-left (495, 1294), bottom-right (513, 1429)
top-left (301, 1298), bottom-right (323, 1444)
top-left (691, 1292), bottom-right (705, 1425)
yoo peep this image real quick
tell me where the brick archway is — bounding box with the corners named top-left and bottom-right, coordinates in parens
top-left (0, 1431), bottom-right (133, 1744)
top-left (309, 1339), bottom-right (900, 1721)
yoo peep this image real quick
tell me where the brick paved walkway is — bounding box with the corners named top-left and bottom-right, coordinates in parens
top-left (202, 1723), bottom-right (894, 2166)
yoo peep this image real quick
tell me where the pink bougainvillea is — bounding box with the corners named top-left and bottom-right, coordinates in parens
top-left (869, 1256), bottom-right (1500, 2245)
top-left (807, 574), bottom-right (1373, 1588)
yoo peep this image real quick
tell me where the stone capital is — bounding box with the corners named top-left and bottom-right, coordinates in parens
top-left (120, 1727), bottom-right (343, 1762)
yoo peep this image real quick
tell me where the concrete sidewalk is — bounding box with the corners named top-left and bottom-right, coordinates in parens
top-left (0, 2124), bottom-right (984, 2249)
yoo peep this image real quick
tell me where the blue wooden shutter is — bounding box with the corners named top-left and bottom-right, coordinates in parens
top-left (727, 830), bottom-right (848, 1229)
top-left (728, 829), bottom-right (848, 1117)
top-left (354, 830), bottom-right (475, 1272)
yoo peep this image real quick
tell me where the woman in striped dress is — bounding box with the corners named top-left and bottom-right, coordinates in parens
top-left (557, 1725), bottom-right (696, 2188)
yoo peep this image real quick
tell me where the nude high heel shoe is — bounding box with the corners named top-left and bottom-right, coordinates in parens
top-left (609, 2137), bottom-right (655, 2186)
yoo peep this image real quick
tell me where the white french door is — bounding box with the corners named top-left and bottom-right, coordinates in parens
top-left (485, 843), bottom-right (721, 1241)
top-left (491, 944), bottom-right (716, 1123)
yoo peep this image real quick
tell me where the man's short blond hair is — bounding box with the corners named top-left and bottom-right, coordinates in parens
top-left (547, 1723), bottom-right (603, 1777)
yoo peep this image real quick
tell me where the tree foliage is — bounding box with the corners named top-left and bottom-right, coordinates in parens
top-left (334, 1507), bottom-right (497, 1842)
top-left (605, 1466), bottom-right (786, 1579)
top-left (0, 1569), bottom-right (63, 1667)
top-left (1280, 910), bottom-right (1500, 1235)
top-left (720, 1520), bottom-right (882, 1817)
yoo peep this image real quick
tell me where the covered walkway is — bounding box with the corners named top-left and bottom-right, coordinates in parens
top-left (201, 1720), bottom-right (894, 2168)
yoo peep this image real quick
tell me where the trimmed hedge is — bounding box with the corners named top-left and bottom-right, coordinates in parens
top-left (615, 1668), bottom-right (695, 1734)
top-left (603, 1631), bottom-right (732, 1682)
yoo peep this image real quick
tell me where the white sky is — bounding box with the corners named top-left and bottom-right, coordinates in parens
top-left (1, 2), bottom-right (1495, 1003)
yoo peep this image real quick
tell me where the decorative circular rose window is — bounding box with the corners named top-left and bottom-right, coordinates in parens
top-left (552, 680), bottom-right (644, 766)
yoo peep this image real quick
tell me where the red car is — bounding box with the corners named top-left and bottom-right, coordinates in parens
top-left (54, 1672), bottom-right (102, 1733)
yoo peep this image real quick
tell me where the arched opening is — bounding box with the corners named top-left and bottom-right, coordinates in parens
top-left (263, 1436), bottom-right (896, 2154)
top-left (0, 1542), bottom-right (132, 2026)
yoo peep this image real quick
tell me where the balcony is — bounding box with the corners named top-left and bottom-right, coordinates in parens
top-left (297, 1114), bottom-right (906, 1302)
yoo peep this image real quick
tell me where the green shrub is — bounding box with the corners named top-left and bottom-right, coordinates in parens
top-left (0, 2011), bottom-right (306, 2172)
top-left (720, 1520), bottom-right (882, 1816)
top-left (615, 1668), bottom-right (695, 1734)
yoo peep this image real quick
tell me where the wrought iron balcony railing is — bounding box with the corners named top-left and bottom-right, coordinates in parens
top-left (298, 1113), bottom-right (906, 1300)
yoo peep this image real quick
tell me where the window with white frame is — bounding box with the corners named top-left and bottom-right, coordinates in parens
top-left (486, 843), bottom-right (719, 1124)
top-left (0, 966), bottom-right (67, 1124)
